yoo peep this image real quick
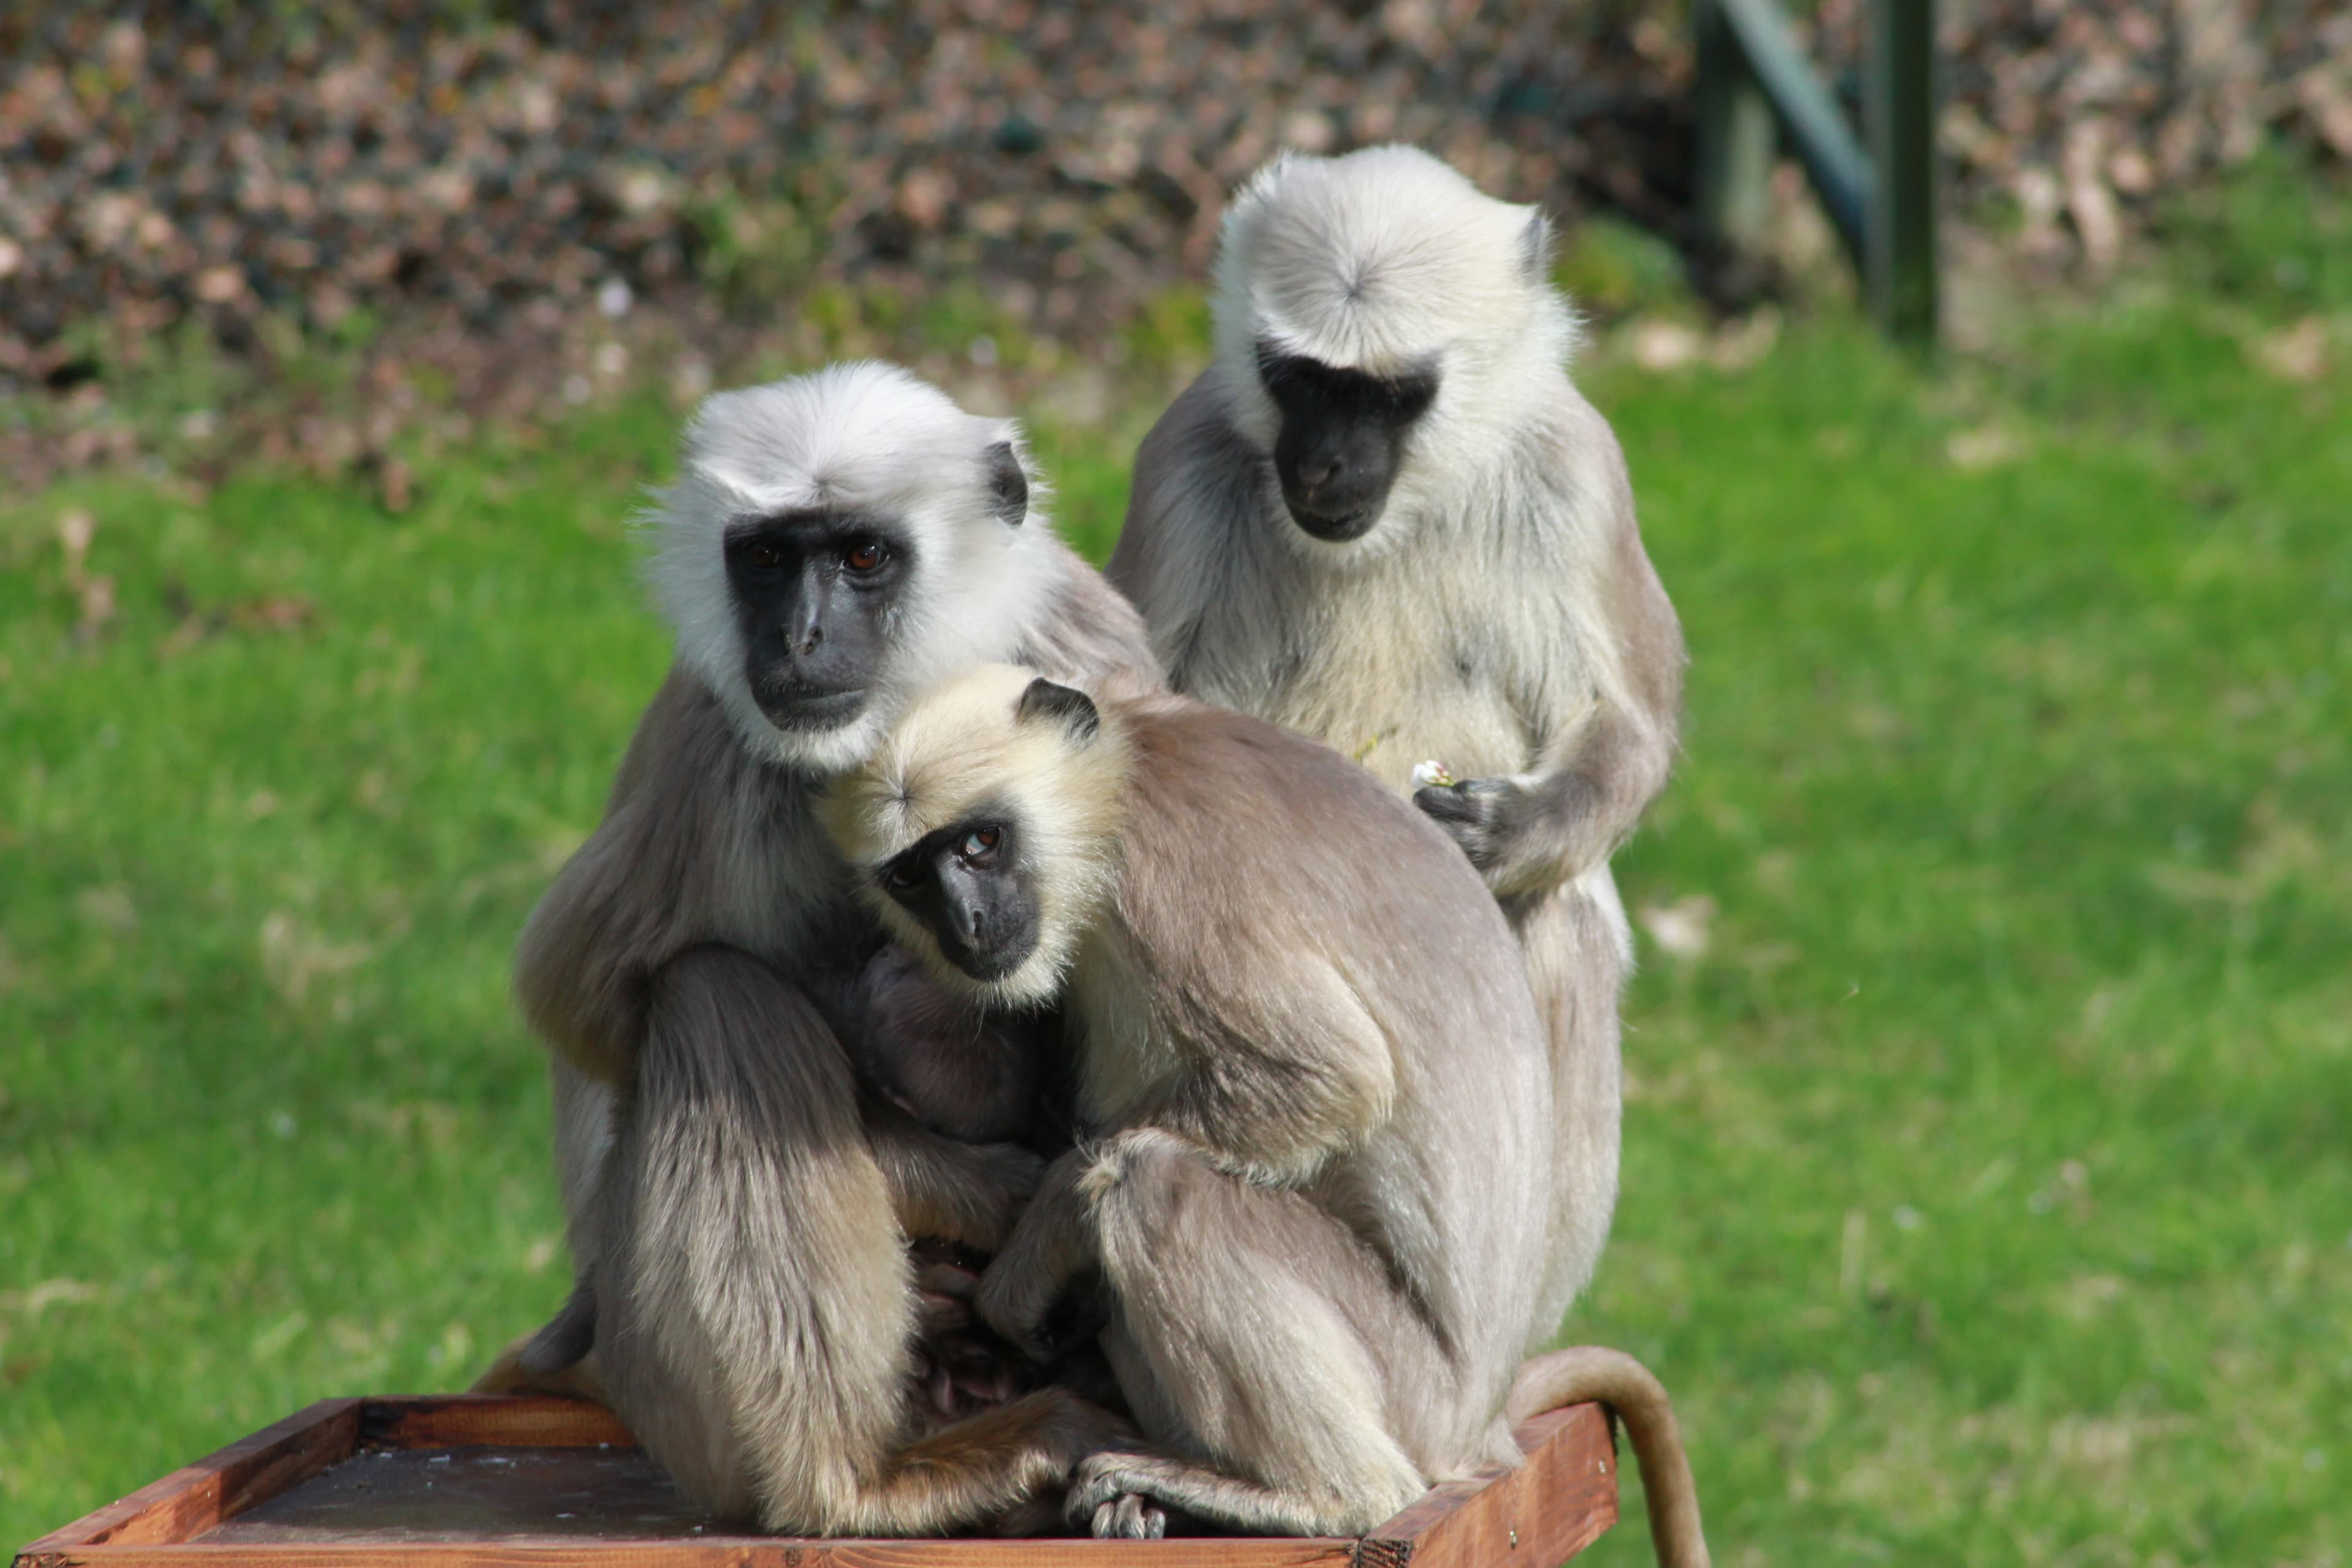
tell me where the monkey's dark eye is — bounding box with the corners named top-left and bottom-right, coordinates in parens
top-left (843, 540), bottom-right (889, 573)
top-left (959, 825), bottom-right (1001, 862)
top-left (884, 857), bottom-right (927, 891)
top-left (745, 541), bottom-right (783, 570)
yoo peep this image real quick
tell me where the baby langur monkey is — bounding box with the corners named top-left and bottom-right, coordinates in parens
top-left (827, 664), bottom-right (1556, 1540)
top-left (848, 944), bottom-right (1100, 1428)
top-left (850, 943), bottom-right (1051, 1145)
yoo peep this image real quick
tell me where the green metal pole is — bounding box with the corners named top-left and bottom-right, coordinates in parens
top-left (1867, 0), bottom-right (1939, 344)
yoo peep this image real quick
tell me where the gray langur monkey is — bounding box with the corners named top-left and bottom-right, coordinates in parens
top-left (825, 664), bottom-right (1556, 1540)
top-left (495, 363), bottom-right (1163, 1533)
top-left (1106, 145), bottom-right (1702, 1566)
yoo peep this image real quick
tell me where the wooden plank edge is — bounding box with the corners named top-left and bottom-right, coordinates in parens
top-left (1355, 1403), bottom-right (1616, 1568)
top-left (358, 1396), bottom-right (636, 1452)
top-left (13, 1541), bottom-right (1360, 1568)
top-left (13, 1400), bottom-right (1613, 1567)
top-left (14, 1400), bottom-right (364, 1559)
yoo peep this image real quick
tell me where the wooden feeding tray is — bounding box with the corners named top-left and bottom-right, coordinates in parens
top-left (15, 1395), bottom-right (1618, 1568)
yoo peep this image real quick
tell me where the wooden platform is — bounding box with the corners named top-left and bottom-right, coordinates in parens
top-left (15, 1395), bottom-right (1618, 1568)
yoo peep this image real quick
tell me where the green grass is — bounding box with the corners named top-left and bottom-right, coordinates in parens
top-left (4, 281), bottom-right (2346, 1561)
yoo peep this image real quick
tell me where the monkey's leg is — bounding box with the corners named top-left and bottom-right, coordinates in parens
top-left (1071, 1129), bottom-right (1442, 1537)
top-left (595, 946), bottom-right (914, 1525)
top-left (836, 1386), bottom-right (1134, 1536)
top-left (1512, 873), bottom-right (1628, 1336)
top-left (598, 946), bottom-right (1118, 1535)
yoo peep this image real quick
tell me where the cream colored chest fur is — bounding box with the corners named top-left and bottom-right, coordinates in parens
top-left (1190, 531), bottom-right (1606, 794)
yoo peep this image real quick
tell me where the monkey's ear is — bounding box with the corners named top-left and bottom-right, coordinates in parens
top-left (1517, 209), bottom-right (1555, 284)
top-left (985, 440), bottom-right (1029, 527)
top-left (1016, 677), bottom-right (1099, 741)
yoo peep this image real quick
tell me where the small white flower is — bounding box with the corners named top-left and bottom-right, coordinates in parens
top-left (1411, 759), bottom-right (1455, 789)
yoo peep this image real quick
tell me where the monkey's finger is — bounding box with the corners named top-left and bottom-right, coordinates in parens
top-left (916, 1291), bottom-right (973, 1335)
top-left (1120, 1494), bottom-right (1166, 1540)
top-left (948, 1366), bottom-right (1019, 1411)
top-left (916, 1261), bottom-right (981, 1298)
top-left (1412, 782), bottom-right (1479, 821)
top-left (1090, 1494), bottom-right (1166, 1540)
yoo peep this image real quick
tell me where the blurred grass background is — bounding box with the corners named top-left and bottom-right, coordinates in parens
top-left (3, 170), bottom-right (2349, 1564)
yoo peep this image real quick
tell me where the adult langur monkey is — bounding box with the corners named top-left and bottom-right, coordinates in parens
top-left (1106, 148), bottom-right (1703, 1566)
top-left (490, 364), bottom-right (1160, 1532)
top-left (826, 664), bottom-right (1556, 1541)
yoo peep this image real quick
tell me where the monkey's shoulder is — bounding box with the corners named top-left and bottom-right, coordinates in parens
top-left (1109, 698), bottom-right (1510, 970)
top-left (1017, 541), bottom-right (1166, 694)
top-left (542, 665), bottom-right (863, 974)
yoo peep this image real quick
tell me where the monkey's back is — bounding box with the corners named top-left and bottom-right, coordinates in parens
top-left (1099, 694), bottom-right (1555, 1385)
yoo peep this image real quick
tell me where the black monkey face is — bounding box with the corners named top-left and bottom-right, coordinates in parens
top-left (876, 813), bottom-right (1042, 984)
top-left (1256, 342), bottom-right (1439, 543)
top-left (725, 509), bottom-right (916, 734)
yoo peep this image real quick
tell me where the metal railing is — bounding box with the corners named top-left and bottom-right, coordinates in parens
top-left (1695, 0), bottom-right (1938, 343)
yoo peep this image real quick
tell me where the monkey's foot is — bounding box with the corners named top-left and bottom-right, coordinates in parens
top-left (1068, 1455), bottom-right (1229, 1537)
top-left (1090, 1493), bottom-right (1167, 1540)
top-left (1068, 1450), bottom-right (1385, 1537)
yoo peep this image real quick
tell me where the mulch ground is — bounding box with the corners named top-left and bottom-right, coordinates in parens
top-left (1, 0), bottom-right (2343, 488)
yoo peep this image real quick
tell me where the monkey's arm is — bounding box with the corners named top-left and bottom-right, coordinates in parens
top-left (976, 958), bottom-right (1396, 1354)
top-left (862, 1091), bottom-right (1046, 1253)
top-left (1417, 426), bottom-right (1684, 901)
top-left (1107, 372), bottom-right (1259, 682)
top-left (513, 813), bottom-right (656, 1087)
top-left (514, 670), bottom-right (728, 1086)
top-left (967, 1148), bottom-right (1109, 1359)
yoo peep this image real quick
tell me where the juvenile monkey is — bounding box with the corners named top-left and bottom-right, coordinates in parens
top-left (1109, 145), bottom-right (1686, 1342)
top-left (499, 364), bottom-right (1161, 1532)
top-left (827, 664), bottom-right (1557, 1539)
top-left (850, 942), bottom-right (1054, 1145)
top-left (848, 942), bottom-right (1095, 1430)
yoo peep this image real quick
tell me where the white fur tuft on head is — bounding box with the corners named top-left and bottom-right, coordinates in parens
top-left (637, 362), bottom-right (1060, 773)
top-left (824, 663), bottom-right (1131, 1008)
top-left (1209, 146), bottom-right (1584, 556)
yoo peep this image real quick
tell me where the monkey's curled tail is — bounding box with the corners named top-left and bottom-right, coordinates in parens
top-left (1507, 1347), bottom-right (1708, 1568)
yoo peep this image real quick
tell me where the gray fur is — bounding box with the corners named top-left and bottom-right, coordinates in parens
top-left (1109, 149), bottom-right (1684, 1335)
top-left (508, 367), bottom-right (1161, 1532)
top-left (836, 676), bottom-right (1556, 1536)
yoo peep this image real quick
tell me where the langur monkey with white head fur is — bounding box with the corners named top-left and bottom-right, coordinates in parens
top-left (828, 664), bottom-right (1556, 1540)
top-left (493, 363), bottom-right (1161, 1532)
top-left (1108, 147), bottom-right (1702, 1566)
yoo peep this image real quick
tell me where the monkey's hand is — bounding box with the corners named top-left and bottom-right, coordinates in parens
top-left (867, 1106), bottom-right (1047, 1253)
top-left (1412, 775), bottom-right (1528, 875)
top-left (938, 1139), bottom-right (1049, 1253)
top-left (974, 1150), bottom-right (1097, 1360)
